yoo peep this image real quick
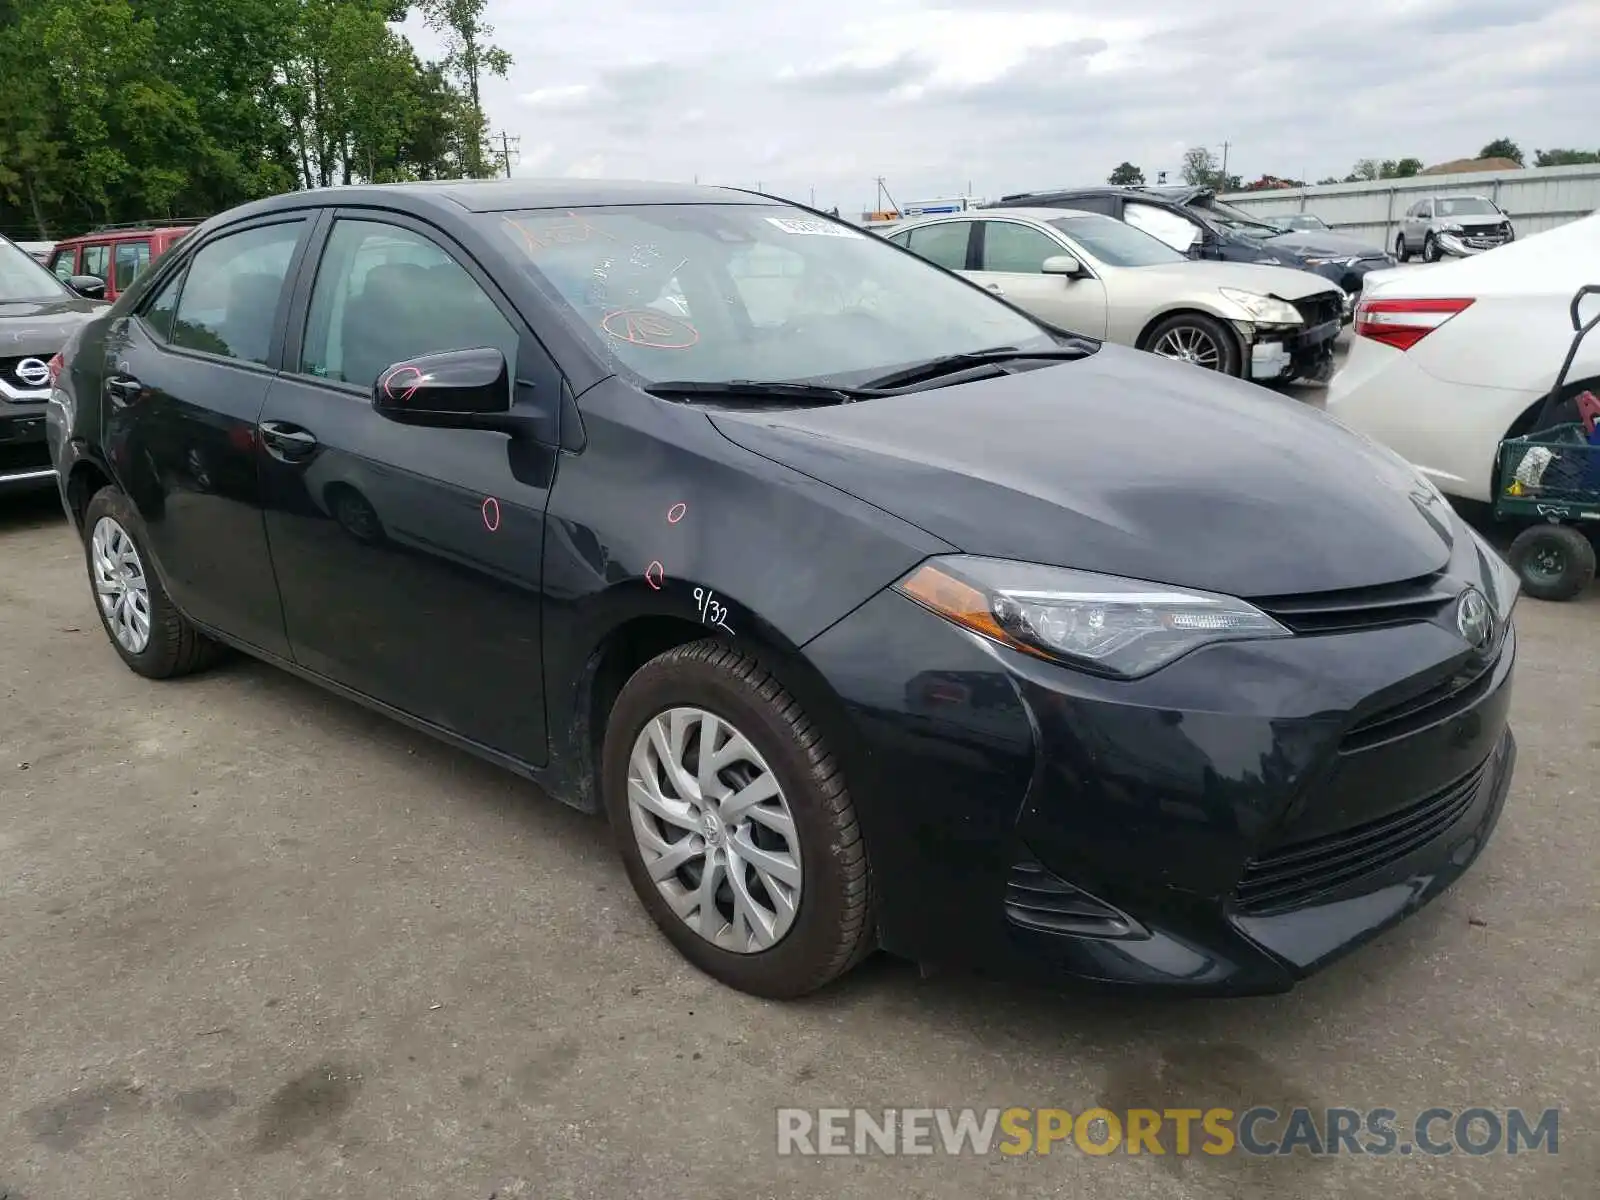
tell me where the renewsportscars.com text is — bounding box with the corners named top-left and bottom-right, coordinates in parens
top-left (776, 1106), bottom-right (1560, 1158)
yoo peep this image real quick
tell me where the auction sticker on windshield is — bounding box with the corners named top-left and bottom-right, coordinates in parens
top-left (765, 217), bottom-right (864, 238)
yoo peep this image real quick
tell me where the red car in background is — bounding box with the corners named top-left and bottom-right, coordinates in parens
top-left (47, 220), bottom-right (200, 302)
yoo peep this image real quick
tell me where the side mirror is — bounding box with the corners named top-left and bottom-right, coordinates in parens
top-left (1041, 254), bottom-right (1084, 278)
top-left (373, 347), bottom-right (519, 433)
top-left (68, 275), bottom-right (106, 299)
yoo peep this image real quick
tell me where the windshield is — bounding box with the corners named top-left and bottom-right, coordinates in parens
top-left (1047, 214), bottom-right (1189, 267)
top-left (1437, 197), bottom-right (1498, 217)
top-left (1276, 214), bottom-right (1327, 231)
top-left (0, 237), bottom-right (70, 303)
top-left (1197, 198), bottom-right (1288, 237)
top-left (485, 204), bottom-right (1059, 386)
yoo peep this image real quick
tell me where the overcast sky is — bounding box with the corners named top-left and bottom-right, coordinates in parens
top-left (406, 0), bottom-right (1598, 216)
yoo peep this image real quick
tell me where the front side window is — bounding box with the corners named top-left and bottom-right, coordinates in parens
top-left (904, 222), bottom-right (971, 271)
top-left (487, 205), bottom-right (1052, 387)
top-left (300, 219), bottom-right (519, 389)
top-left (170, 220), bottom-right (304, 364)
top-left (114, 240), bottom-right (152, 291)
top-left (1047, 215), bottom-right (1189, 268)
top-left (1, 238), bottom-right (72, 302)
top-left (141, 269), bottom-right (184, 342)
top-left (80, 243), bottom-right (110, 283)
top-left (1125, 203), bottom-right (1201, 252)
top-left (980, 222), bottom-right (1065, 273)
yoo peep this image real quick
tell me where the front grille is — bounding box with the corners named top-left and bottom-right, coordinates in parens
top-left (1457, 223), bottom-right (1510, 243)
top-left (1235, 756), bottom-right (1490, 915)
top-left (1291, 292), bottom-right (1343, 328)
top-left (1254, 573), bottom-right (1457, 635)
top-left (1003, 861), bottom-right (1142, 938)
top-left (0, 356), bottom-right (53, 394)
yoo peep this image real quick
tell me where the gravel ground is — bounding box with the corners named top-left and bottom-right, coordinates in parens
top-left (2, 457), bottom-right (1597, 1199)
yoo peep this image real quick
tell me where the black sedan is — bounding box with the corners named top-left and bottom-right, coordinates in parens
top-left (48, 180), bottom-right (1519, 998)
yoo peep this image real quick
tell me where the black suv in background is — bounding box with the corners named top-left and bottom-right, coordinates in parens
top-left (986, 186), bottom-right (1393, 314)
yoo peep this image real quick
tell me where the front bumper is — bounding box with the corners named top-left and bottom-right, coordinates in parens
top-left (0, 401), bottom-right (56, 495)
top-left (1438, 232), bottom-right (1511, 257)
top-left (1245, 315), bottom-right (1341, 384)
top-left (805, 572), bottom-right (1516, 995)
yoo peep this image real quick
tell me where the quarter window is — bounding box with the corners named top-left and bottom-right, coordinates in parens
top-left (50, 250), bottom-right (76, 280)
top-left (980, 222), bottom-right (1063, 273)
top-left (300, 219), bottom-right (518, 389)
top-left (1125, 203), bottom-right (1201, 252)
top-left (904, 222), bottom-right (971, 271)
top-left (170, 221), bottom-right (304, 364)
top-left (114, 240), bottom-right (152, 291)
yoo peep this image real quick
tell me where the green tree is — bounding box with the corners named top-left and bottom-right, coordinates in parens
top-left (1181, 146), bottom-right (1218, 187)
top-left (1534, 148), bottom-right (1600, 167)
top-left (1343, 158), bottom-right (1380, 183)
top-left (1478, 137), bottom-right (1524, 165)
top-left (1108, 161), bottom-right (1145, 186)
top-left (419, 0), bottom-right (511, 176)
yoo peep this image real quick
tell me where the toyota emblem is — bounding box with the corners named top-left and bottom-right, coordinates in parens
top-left (15, 357), bottom-right (51, 388)
top-left (1456, 587), bottom-right (1492, 649)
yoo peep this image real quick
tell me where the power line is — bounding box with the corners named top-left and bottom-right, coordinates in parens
top-left (488, 131), bottom-right (520, 179)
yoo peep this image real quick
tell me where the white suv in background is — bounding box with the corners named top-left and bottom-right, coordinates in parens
top-left (1328, 212), bottom-right (1600, 502)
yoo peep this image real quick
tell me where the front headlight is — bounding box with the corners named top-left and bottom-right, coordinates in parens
top-left (1303, 255), bottom-right (1359, 268)
top-left (1439, 223), bottom-right (1464, 234)
top-left (894, 556), bottom-right (1292, 679)
top-left (1218, 287), bottom-right (1302, 325)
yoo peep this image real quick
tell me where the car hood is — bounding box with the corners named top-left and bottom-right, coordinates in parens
top-left (1120, 261), bottom-right (1340, 301)
top-left (708, 345), bottom-right (1453, 598)
top-left (0, 295), bottom-right (104, 355)
top-left (1264, 229), bottom-right (1388, 258)
top-left (1441, 216), bottom-right (1507, 230)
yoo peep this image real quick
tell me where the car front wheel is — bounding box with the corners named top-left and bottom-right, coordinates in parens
top-left (82, 486), bottom-right (223, 678)
top-left (602, 639), bottom-right (874, 998)
top-left (1146, 313), bottom-right (1241, 376)
top-left (1395, 233), bottom-right (1410, 263)
top-left (1423, 233), bottom-right (1442, 263)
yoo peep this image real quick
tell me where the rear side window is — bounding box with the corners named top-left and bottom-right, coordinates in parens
top-left (905, 222), bottom-right (971, 271)
top-left (170, 221), bottom-right (305, 365)
top-left (50, 249), bottom-right (76, 280)
top-left (114, 240), bottom-right (151, 290)
top-left (81, 243), bottom-right (110, 283)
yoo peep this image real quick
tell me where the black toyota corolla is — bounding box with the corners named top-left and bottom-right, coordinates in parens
top-left (47, 180), bottom-right (1518, 998)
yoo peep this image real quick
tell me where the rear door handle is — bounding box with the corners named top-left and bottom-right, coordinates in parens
top-left (105, 375), bottom-right (144, 407)
top-left (259, 420), bottom-right (319, 462)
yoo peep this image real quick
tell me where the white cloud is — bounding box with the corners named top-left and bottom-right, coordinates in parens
top-left (410, 0), bottom-right (1600, 215)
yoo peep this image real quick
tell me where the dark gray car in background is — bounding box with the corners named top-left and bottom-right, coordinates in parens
top-left (1, 234), bottom-right (106, 493)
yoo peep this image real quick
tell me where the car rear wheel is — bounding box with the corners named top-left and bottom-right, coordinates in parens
top-left (1423, 233), bottom-right (1441, 263)
top-left (602, 639), bottom-right (874, 998)
top-left (1508, 524), bottom-right (1596, 602)
top-left (1146, 313), bottom-right (1241, 376)
top-left (83, 486), bottom-right (224, 678)
top-left (1395, 233), bottom-right (1410, 263)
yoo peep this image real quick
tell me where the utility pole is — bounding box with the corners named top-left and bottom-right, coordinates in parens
top-left (488, 130), bottom-right (520, 179)
top-left (1219, 141), bottom-right (1230, 190)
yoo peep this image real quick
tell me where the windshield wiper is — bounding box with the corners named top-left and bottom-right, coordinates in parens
top-left (859, 345), bottom-right (1095, 391)
top-left (643, 380), bottom-right (880, 406)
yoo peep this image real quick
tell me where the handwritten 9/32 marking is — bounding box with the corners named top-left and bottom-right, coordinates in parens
top-left (694, 587), bottom-right (734, 635)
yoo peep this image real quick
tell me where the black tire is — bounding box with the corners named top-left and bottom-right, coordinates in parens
top-left (82, 485), bottom-right (224, 678)
top-left (1144, 312), bottom-right (1242, 377)
top-left (1423, 232), bottom-right (1441, 263)
top-left (1508, 525), bottom-right (1596, 602)
top-left (1395, 232), bottom-right (1411, 264)
top-left (601, 639), bottom-right (874, 998)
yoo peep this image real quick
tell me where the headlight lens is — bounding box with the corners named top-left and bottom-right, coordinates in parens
top-left (1304, 255), bottom-right (1359, 267)
top-left (894, 556), bottom-right (1292, 679)
top-left (1439, 223), bottom-right (1464, 234)
top-left (1218, 287), bottom-right (1302, 325)
top-left (1466, 524), bottom-right (1520, 622)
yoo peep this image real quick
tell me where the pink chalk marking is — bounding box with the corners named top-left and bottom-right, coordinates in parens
top-left (644, 561), bottom-right (666, 590)
top-left (383, 364), bottom-right (424, 403)
top-left (481, 496), bottom-right (501, 532)
top-left (666, 502), bottom-right (687, 524)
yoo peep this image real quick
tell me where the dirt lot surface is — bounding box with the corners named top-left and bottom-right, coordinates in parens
top-left (2, 483), bottom-right (1597, 1199)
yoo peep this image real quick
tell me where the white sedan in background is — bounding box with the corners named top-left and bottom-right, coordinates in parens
top-left (1328, 212), bottom-right (1600, 503)
top-left (884, 208), bottom-right (1346, 385)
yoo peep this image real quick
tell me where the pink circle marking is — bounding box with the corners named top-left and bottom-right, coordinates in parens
top-left (383, 364), bottom-right (424, 402)
top-left (645, 561), bottom-right (666, 590)
top-left (667, 502), bottom-right (687, 524)
top-left (481, 496), bottom-right (501, 532)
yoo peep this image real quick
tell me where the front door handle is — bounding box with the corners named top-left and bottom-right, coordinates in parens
top-left (985, 282), bottom-right (1005, 295)
top-left (105, 375), bottom-right (144, 407)
top-left (259, 420), bottom-right (319, 462)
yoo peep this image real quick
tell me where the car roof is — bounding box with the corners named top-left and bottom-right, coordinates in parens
top-left (55, 224), bottom-right (196, 243)
top-left (243, 178), bottom-right (773, 218)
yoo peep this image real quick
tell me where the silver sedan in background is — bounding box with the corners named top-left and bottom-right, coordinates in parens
top-left (884, 208), bottom-right (1347, 385)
